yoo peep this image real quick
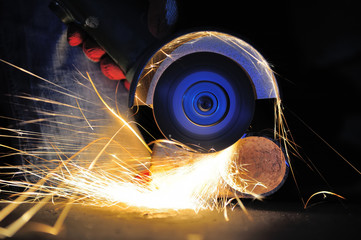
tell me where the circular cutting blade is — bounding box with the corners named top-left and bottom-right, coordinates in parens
top-left (153, 52), bottom-right (255, 152)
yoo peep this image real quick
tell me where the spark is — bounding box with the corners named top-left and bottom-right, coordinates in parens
top-left (85, 72), bottom-right (152, 154)
top-left (56, 144), bottom-right (235, 210)
top-left (0, 60), bottom-right (257, 238)
top-left (0, 56), bottom-right (284, 238)
top-left (304, 191), bottom-right (346, 209)
top-left (76, 99), bottom-right (94, 130)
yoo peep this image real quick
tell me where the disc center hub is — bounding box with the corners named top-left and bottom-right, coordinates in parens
top-left (183, 81), bottom-right (229, 126)
top-left (197, 95), bottom-right (213, 112)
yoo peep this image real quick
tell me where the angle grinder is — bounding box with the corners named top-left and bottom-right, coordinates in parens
top-left (49, 0), bottom-right (280, 153)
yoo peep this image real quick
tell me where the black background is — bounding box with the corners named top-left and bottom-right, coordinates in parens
top-left (175, 0), bottom-right (361, 201)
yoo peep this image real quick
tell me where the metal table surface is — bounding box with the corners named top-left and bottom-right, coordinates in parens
top-left (2, 200), bottom-right (360, 240)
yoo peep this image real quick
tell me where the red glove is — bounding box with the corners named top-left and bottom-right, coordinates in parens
top-left (66, 0), bottom-right (178, 91)
top-left (133, 169), bottom-right (152, 185)
top-left (67, 24), bottom-right (129, 90)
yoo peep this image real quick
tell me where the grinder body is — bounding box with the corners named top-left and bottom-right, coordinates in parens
top-left (49, 0), bottom-right (279, 152)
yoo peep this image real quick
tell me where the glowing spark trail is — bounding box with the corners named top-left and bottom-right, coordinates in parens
top-left (0, 59), bottom-right (256, 238)
top-left (85, 72), bottom-right (152, 154)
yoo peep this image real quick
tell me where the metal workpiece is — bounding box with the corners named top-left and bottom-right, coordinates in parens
top-left (223, 136), bottom-right (288, 197)
top-left (151, 136), bottom-right (288, 197)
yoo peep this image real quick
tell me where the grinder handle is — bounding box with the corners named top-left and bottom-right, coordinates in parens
top-left (49, 0), bottom-right (157, 80)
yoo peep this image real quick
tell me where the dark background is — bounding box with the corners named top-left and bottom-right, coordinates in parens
top-left (176, 0), bottom-right (361, 201)
top-left (1, 0), bottom-right (360, 203)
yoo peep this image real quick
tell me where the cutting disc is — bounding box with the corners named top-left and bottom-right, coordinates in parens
top-left (153, 52), bottom-right (255, 152)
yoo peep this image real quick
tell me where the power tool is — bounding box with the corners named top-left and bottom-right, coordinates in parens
top-left (49, 0), bottom-right (280, 153)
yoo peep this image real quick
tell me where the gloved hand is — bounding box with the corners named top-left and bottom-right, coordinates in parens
top-left (66, 0), bottom-right (178, 91)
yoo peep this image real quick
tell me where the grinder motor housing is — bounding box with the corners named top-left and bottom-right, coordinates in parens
top-left (49, 0), bottom-right (280, 152)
